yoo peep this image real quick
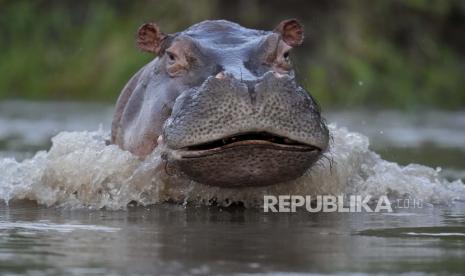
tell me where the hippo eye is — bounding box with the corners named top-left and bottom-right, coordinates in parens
top-left (166, 51), bottom-right (176, 62)
top-left (283, 51), bottom-right (290, 62)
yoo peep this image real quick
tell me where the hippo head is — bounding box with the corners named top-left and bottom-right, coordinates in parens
top-left (112, 19), bottom-right (329, 187)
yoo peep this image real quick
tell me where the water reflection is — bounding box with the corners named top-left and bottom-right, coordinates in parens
top-left (0, 201), bottom-right (464, 274)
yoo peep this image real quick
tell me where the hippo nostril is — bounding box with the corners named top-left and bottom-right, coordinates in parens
top-left (273, 71), bottom-right (286, 78)
top-left (215, 71), bottom-right (226, 79)
top-left (157, 135), bottom-right (164, 145)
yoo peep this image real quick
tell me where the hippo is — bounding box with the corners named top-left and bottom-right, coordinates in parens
top-left (111, 19), bottom-right (329, 187)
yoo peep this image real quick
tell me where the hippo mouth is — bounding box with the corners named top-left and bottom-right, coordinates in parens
top-left (177, 132), bottom-right (321, 158)
top-left (165, 131), bottom-right (324, 187)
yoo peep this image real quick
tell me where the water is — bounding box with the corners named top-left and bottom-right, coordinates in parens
top-left (0, 101), bottom-right (464, 274)
top-left (0, 201), bottom-right (464, 275)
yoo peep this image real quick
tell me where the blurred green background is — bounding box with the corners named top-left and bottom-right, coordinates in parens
top-left (0, 0), bottom-right (464, 109)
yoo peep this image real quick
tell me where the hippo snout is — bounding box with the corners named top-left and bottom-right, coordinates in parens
top-left (162, 71), bottom-right (329, 187)
top-left (165, 72), bottom-right (328, 150)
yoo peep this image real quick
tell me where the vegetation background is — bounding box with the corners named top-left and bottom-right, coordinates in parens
top-left (1, 0), bottom-right (464, 109)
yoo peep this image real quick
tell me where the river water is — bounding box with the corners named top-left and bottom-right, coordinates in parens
top-left (0, 101), bottom-right (464, 275)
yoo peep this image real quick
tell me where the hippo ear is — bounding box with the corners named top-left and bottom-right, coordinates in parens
top-left (136, 22), bottom-right (167, 54)
top-left (274, 19), bottom-right (304, 47)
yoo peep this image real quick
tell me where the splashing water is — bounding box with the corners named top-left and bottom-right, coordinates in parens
top-left (0, 124), bottom-right (463, 209)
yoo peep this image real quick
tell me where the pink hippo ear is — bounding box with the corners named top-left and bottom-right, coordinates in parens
top-left (274, 19), bottom-right (304, 47)
top-left (136, 22), bottom-right (167, 54)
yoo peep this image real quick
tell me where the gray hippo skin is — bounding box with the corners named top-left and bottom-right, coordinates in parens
top-left (111, 19), bottom-right (329, 187)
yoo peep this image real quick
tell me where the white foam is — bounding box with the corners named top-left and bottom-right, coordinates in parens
top-left (0, 124), bottom-right (464, 209)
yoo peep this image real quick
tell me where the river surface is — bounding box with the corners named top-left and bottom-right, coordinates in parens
top-left (0, 101), bottom-right (464, 275)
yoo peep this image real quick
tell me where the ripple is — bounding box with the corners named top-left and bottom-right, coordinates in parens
top-left (0, 221), bottom-right (120, 233)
